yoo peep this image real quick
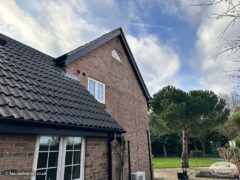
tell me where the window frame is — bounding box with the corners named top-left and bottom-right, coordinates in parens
top-left (31, 136), bottom-right (85, 180)
top-left (112, 49), bottom-right (122, 63)
top-left (87, 77), bottom-right (105, 104)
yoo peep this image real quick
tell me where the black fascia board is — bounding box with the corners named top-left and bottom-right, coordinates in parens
top-left (54, 28), bottom-right (121, 66)
top-left (54, 54), bottom-right (67, 67)
top-left (54, 27), bottom-right (151, 102)
top-left (118, 29), bottom-right (151, 102)
top-left (0, 117), bottom-right (125, 136)
top-left (65, 29), bottom-right (121, 66)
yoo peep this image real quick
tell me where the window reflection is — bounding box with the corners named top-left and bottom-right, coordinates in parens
top-left (64, 137), bottom-right (82, 180)
top-left (36, 136), bottom-right (59, 180)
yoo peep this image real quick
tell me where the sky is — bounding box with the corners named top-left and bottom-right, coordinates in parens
top-left (0, 0), bottom-right (239, 95)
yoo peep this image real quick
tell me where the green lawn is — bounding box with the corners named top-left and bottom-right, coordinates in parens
top-left (153, 157), bottom-right (222, 169)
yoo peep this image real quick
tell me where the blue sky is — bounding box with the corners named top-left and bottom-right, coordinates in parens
top-left (0, 0), bottom-right (239, 95)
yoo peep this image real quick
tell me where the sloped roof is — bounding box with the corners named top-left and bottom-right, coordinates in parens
top-left (55, 27), bottom-right (151, 102)
top-left (0, 33), bottom-right (124, 133)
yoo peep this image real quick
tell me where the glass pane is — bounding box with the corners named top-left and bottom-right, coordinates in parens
top-left (48, 152), bottom-right (58, 167)
top-left (72, 165), bottom-right (80, 179)
top-left (64, 166), bottom-right (72, 180)
top-left (97, 83), bottom-right (103, 101)
top-left (36, 175), bottom-right (45, 180)
top-left (112, 50), bottom-right (122, 62)
top-left (39, 136), bottom-right (51, 151)
top-left (46, 168), bottom-right (57, 180)
top-left (36, 170), bottom-right (46, 180)
top-left (66, 137), bottom-right (74, 150)
top-left (88, 79), bottom-right (95, 96)
top-left (73, 137), bottom-right (81, 150)
top-left (73, 151), bottom-right (80, 165)
top-left (49, 137), bottom-right (59, 151)
top-left (37, 152), bottom-right (48, 169)
top-left (65, 151), bottom-right (73, 165)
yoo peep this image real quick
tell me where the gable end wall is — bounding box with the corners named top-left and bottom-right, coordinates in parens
top-left (67, 37), bottom-right (151, 179)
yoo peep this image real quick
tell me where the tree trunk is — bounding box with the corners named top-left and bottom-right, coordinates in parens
top-left (163, 144), bottom-right (167, 157)
top-left (181, 129), bottom-right (189, 172)
top-left (201, 141), bottom-right (206, 157)
top-left (194, 140), bottom-right (198, 150)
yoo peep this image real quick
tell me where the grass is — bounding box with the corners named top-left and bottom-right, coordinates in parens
top-left (153, 157), bottom-right (222, 169)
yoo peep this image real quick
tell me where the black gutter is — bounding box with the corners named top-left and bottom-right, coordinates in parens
top-left (147, 130), bottom-right (154, 180)
top-left (0, 117), bottom-right (125, 134)
top-left (128, 140), bottom-right (132, 180)
top-left (108, 133), bottom-right (115, 180)
top-left (0, 122), bottom-right (111, 137)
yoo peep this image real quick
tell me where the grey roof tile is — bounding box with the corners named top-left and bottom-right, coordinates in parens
top-left (0, 34), bottom-right (124, 132)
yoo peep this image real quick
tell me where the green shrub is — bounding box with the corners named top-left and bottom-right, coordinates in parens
top-left (190, 150), bottom-right (203, 157)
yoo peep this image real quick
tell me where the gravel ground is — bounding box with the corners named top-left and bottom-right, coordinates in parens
top-left (154, 168), bottom-right (235, 180)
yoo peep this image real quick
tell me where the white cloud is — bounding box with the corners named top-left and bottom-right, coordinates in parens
top-left (154, 1), bottom-right (240, 95)
top-left (154, 0), bottom-right (240, 94)
top-left (0, 0), bottom-right (181, 95)
top-left (127, 34), bottom-right (181, 94)
top-left (4, 0), bottom-right (236, 95)
top-left (192, 2), bottom-right (240, 93)
top-left (0, 0), bottom-right (109, 56)
top-left (0, 0), bottom-right (57, 53)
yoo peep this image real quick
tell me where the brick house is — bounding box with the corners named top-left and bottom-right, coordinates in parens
top-left (0, 28), bottom-right (152, 180)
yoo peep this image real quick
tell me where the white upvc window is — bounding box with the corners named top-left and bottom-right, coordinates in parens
top-left (32, 136), bottom-right (85, 180)
top-left (88, 78), bottom-right (105, 104)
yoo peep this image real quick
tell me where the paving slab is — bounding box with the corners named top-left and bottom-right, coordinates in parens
top-left (154, 168), bottom-right (236, 180)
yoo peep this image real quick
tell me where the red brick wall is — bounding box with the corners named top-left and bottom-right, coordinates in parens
top-left (0, 135), bottom-right (110, 180)
top-left (85, 137), bottom-right (108, 180)
top-left (67, 37), bottom-right (151, 179)
top-left (0, 135), bottom-right (36, 180)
